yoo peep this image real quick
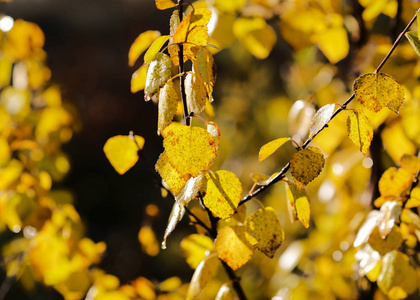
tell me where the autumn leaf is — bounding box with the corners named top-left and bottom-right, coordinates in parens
top-left (203, 170), bottom-right (242, 220)
top-left (244, 207), bottom-right (284, 258)
top-left (163, 125), bottom-right (217, 178)
top-left (128, 30), bottom-right (160, 67)
top-left (285, 182), bottom-right (310, 228)
top-left (309, 104), bottom-right (335, 139)
top-left (131, 65), bottom-right (147, 93)
top-left (144, 35), bottom-right (172, 65)
top-left (405, 187), bottom-right (420, 208)
top-left (186, 255), bottom-right (220, 300)
top-left (158, 81), bottom-right (179, 135)
top-left (378, 167), bottom-right (413, 197)
top-left (316, 27), bottom-right (349, 64)
top-left (405, 31), bottom-right (420, 57)
top-left (346, 110), bottom-right (373, 155)
top-left (138, 226), bottom-right (159, 256)
top-left (353, 72), bottom-right (404, 113)
top-left (162, 202), bottom-right (184, 249)
top-left (173, 13), bottom-right (192, 43)
top-left (155, 0), bottom-right (176, 10)
top-left (290, 146), bottom-right (325, 189)
top-left (215, 226), bottom-right (253, 270)
top-left (144, 52), bottom-right (172, 101)
top-left (185, 72), bottom-right (207, 114)
top-left (180, 234), bottom-right (214, 269)
top-left (155, 151), bottom-right (187, 194)
top-left (258, 137), bottom-right (292, 162)
top-left (103, 135), bottom-right (145, 175)
top-left (367, 226), bottom-right (403, 256)
top-left (400, 153), bottom-right (420, 174)
top-left (175, 172), bottom-right (207, 206)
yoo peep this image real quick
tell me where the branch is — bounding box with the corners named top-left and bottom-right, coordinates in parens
top-left (239, 9), bottom-right (419, 207)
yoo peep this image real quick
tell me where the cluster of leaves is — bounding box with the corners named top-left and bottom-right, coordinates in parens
top-left (102, 0), bottom-right (420, 299)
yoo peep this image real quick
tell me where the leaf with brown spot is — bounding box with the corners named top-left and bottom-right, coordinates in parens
top-left (290, 146), bottom-right (325, 189)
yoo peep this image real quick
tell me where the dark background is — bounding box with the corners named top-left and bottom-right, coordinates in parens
top-left (0, 1), bottom-right (196, 298)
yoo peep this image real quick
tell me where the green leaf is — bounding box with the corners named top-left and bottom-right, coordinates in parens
top-left (405, 31), bottom-right (420, 56)
top-left (353, 72), bottom-right (404, 113)
top-left (144, 35), bottom-right (172, 65)
top-left (290, 146), bottom-right (325, 189)
top-left (203, 170), bottom-right (242, 220)
top-left (346, 110), bottom-right (373, 155)
top-left (158, 81), bottom-right (179, 135)
top-left (258, 137), bottom-right (292, 162)
top-left (144, 52), bottom-right (172, 101)
top-left (285, 182), bottom-right (310, 228)
top-left (244, 207), bottom-right (284, 258)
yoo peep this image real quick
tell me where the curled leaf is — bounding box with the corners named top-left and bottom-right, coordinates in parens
top-left (285, 182), bottom-right (310, 228)
top-left (309, 103), bottom-right (335, 139)
top-left (144, 52), bottom-right (172, 101)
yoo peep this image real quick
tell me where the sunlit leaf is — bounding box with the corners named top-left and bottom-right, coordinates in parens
top-left (138, 226), bottom-right (160, 256)
top-left (355, 244), bottom-right (381, 276)
top-left (203, 170), bottom-right (242, 220)
top-left (188, 206), bottom-right (211, 235)
top-left (377, 250), bottom-right (417, 298)
top-left (158, 81), bottom-right (179, 135)
top-left (175, 172), bottom-right (207, 206)
top-left (187, 26), bottom-right (209, 47)
top-left (400, 154), bottom-right (420, 174)
top-left (132, 277), bottom-right (156, 300)
top-left (180, 234), bottom-right (214, 269)
top-left (309, 104), bottom-right (335, 139)
top-left (405, 31), bottom-right (420, 57)
top-left (215, 283), bottom-right (234, 300)
top-left (162, 202), bottom-right (185, 249)
top-left (215, 226), bottom-right (253, 270)
top-left (346, 110), bottom-right (373, 155)
top-left (378, 167), bottom-right (413, 197)
top-left (353, 72), bottom-right (404, 113)
top-left (144, 52), bottom-right (172, 101)
top-left (354, 210), bottom-right (381, 247)
top-left (173, 14), bottom-right (192, 43)
top-left (377, 201), bottom-right (402, 238)
top-left (155, 151), bottom-right (187, 194)
top-left (232, 17), bottom-right (276, 59)
top-left (195, 48), bottom-right (216, 88)
top-left (131, 65), bottom-right (148, 93)
top-left (185, 72), bottom-right (207, 114)
top-left (316, 27), bottom-right (349, 64)
top-left (405, 187), bottom-right (420, 209)
top-left (159, 276), bottom-right (182, 293)
top-left (128, 30), bottom-right (160, 67)
top-left (285, 182), bottom-right (310, 228)
top-left (144, 35), bottom-right (172, 65)
top-left (368, 226), bottom-right (403, 256)
top-left (155, 0), bottom-right (176, 10)
top-left (258, 137), bottom-right (292, 162)
top-left (290, 146), bottom-right (325, 189)
top-left (163, 125), bottom-right (217, 178)
top-left (170, 10), bottom-right (180, 36)
top-left (186, 255), bottom-right (219, 300)
top-left (103, 135), bottom-right (144, 175)
top-left (244, 207), bottom-right (284, 258)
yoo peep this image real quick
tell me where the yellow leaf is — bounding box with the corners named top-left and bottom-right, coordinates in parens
top-left (203, 170), bottom-right (242, 220)
top-left (132, 277), bottom-right (156, 300)
top-left (382, 120), bottom-right (416, 163)
top-left (194, 48), bottom-right (216, 97)
top-left (309, 104), bottom-right (336, 139)
top-left (400, 154), bottom-right (420, 175)
top-left (368, 226), bottom-right (403, 256)
top-left (346, 110), bottom-right (374, 155)
top-left (155, 0), bottom-right (176, 10)
top-left (158, 81), bottom-right (179, 135)
top-left (316, 27), bottom-right (349, 64)
top-left (103, 135), bottom-right (144, 175)
top-left (174, 14), bottom-right (192, 43)
top-left (144, 35), bottom-right (172, 65)
top-left (377, 250), bottom-right (417, 298)
top-left (187, 26), bottom-right (209, 47)
top-left (155, 151), bottom-right (187, 194)
top-left (95, 291), bottom-right (131, 300)
top-left (215, 226), bottom-right (253, 270)
top-left (163, 125), bottom-right (217, 178)
top-left (180, 234), bottom-right (214, 269)
top-left (0, 159), bottom-right (23, 190)
top-left (290, 146), bottom-right (325, 189)
top-left (361, 0), bottom-right (387, 22)
top-left (175, 173), bottom-right (207, 206)
top-left (0, 136), bottom-right (11, 166)
top-left (353, 72), bottom-right (404, 113)
top-left (233, 17), bottom-right (276, 59)
top-left (144, 53), bottom-right (173, 101)
top-left (0, 57), bottom-right (12, 88)
top-left (258, 137), bottom-right (292, 162)
top-left (405, 187), bottom-right (420, 209)
top-left (214, 0), bottom-right (245, 13)
top-left (128, 30), bottom-right (160, 67)
top-left (250, 173), bottom-right (270, 185)
top-left (185, 72), bottom-right (207, 114)
top-left (378, 167), bottom-right (413, 197)
top-left (285, 182), bottom-right (310, 228)
top-left (138, 226), bottom-right (160, 256)
top-left (244, 207), bottom-right (284, 258)
top-left (186, 255), bottom-right (219, 300)
top-left (159, 276), bottom-right (182, 292)
top-left (190, 8), bottom-right (212, 28)
top-left (131, 65), bottom-right (148, 93)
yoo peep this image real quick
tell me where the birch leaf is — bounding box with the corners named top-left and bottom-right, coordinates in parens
top-left (405, 31), bottom-right (420, 57)
top-left (203, 170), bottom-right (242, 220)
top-left (185, 72), bottom-right (207, 114)
top-left (353, 73), bottom-right (404, 113)
top-left (103, 135), bottom-right (145, 175)
top-left (378, 167), bottom-right (413, 197)
top-left (162, 202), bottom-right (185, 249)
top-left (144, 35), bottom-right (172, 65)
top-left (180, 234), bottom-right (214, 269)
top-left (186, 255), bottom-right (220, 300)
top-left (128, 30), bottom-right (160, 67)
top-left (290, 146), bottom-right (325, 189)
top-left (158, 81), bottom-right (179, 135)
top-left (244, 207), bottom-right (284, 258)
top-left (346, 110), bottom-right (373, 155)
top-left (163, 125), bottom-right (217, 178)
top-left (131, 65), bottom-right (147, 93)
top-left (215, 226), bottom-right (253, 270)
top-left (286, 182), bottom-right (310, 228)
top-left (173, 14), bottom-right (191, 43)
top-left (309, 104), bottom-right (335, 139)
top-left (155, 151), bottom-right (187, 194)
top-left (144, 52), bottom-right (172, 101)
top-left (258, 137), bottom-right (292, 162)
top-left (400, 154), bottom-right (420, 174)
top-left (155, 0), bottom-right (176, 10)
